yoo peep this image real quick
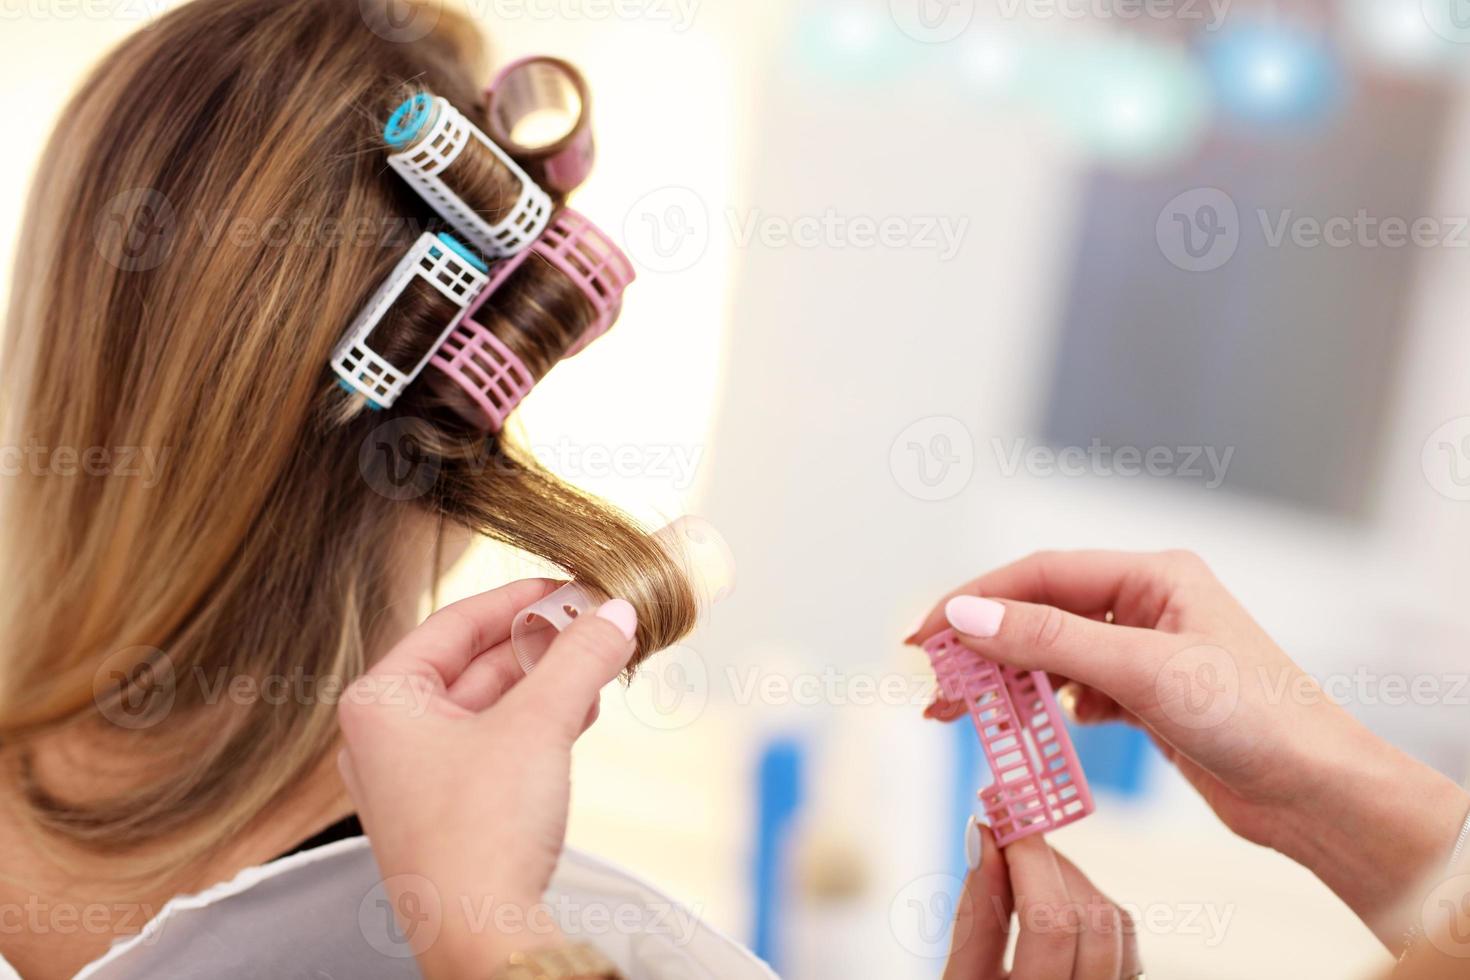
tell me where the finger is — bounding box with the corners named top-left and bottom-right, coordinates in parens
top-left (924, 697), bottom-right (969, 723)
top-left (907, 550), bottom-right (1167, 645)
top-left (1006, 834), bottom-right (1079, 980)
top-left (943, 821), bottom-right (1012, 980)
top-left (1051, 851), bottom-right (1123, 980)
top-left (444, 636), bottom-right (528, 713)
top-left (943, 596), bottom-right (1173, 703)
top-left (494, 599), bottom-right (638, 742)
top-left (367, 578), bottom-right (559, 692)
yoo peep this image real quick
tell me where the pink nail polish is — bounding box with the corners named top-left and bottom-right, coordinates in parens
top-left (945, 595), bottom-right (1005, 638)
top-left (596, 599), bottom-right (637, 642)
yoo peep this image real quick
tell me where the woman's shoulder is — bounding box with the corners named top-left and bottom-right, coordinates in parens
top-left (5, 839), bottom-right (775, 980)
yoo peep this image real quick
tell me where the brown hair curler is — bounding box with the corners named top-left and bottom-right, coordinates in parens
top-left (484, 56), bottom-right (595, 198)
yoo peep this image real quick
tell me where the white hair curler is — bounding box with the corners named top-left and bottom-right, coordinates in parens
top-left (384, 94), bottom-right (553, 259)
top-left (510, 516), bottom-right (736, 675)
top-left (330, 232), bottom-right (488, 410)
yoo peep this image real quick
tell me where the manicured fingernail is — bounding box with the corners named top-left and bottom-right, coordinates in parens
top-left (902, 609), bottom-right (927, 646)
top-left (946, 595), bottom-right (1005, 638)
top-left (964, 815), bottom-right (983, 872)
top-left (596, 599), bottom-right (637, 642)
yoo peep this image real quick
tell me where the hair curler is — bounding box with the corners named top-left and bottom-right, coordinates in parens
top-left (484, 56), bottom-right (595, 197)
top-left (384, 93), bottom-right (553, 258)
top-left (429, 208), bottom-right (636, 431)
top-left (923, 629), bottom-right (1094, 847)
top-left (331, 232), bottom-right (488, 410)
top-left (510, 516), bottom-right (736, 675)
top-left (537, 208), bottom-right (635, 357)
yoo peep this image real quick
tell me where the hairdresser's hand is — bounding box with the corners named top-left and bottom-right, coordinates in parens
top-left (944, 821), bottom-right (1141, 979)
top-left (912, 550), bottom-right (1470, 949)
top-left (336, 579), bottom-right (639, 980)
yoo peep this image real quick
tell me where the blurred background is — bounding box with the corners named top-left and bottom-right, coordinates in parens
top-left (5, 0), bottom-right (1470, 976)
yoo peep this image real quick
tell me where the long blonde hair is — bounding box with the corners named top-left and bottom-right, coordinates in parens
top-left (0, 0), bottom-right (695, 877)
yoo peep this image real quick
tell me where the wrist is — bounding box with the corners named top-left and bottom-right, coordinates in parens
top-left (1274, 727), bottom-right (1470, 949)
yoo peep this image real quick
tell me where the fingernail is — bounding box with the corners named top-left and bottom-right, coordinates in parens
top-left (946, 595), bottom-right (1005, 638)
top-left (902, 609), bottom-right (926, 646)
top-left (964, 815), bottom-right (983, 872)
top-left (596, 599), bottom-right (637, 642)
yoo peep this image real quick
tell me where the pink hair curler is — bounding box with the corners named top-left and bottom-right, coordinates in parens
top-left (484, 56), bottom-right (595, 197)
top-left (510, 516), bottom-right (736, 675)
top-left (429, 207), bottom-right (635, 431)
top-left (428, 246), bottom-right (536, 432)
top-left (923, 629), bottom-right (1094, 847)
top-left (537, 208), bottom-right (635, 357)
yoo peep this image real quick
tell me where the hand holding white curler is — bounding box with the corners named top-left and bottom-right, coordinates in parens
top-left (510, 516), bottom-right (736, 674)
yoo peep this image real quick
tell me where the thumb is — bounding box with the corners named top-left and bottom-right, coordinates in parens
top-left (943, 594), bottom-right (1169, 702)
top-left (495, 599), bottom-right (638, 742)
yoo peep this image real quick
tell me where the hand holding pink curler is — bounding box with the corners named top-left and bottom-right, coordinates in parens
top-left (923, 629), bottom-right (1094, 846)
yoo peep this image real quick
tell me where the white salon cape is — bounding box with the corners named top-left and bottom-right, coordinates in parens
top-left (0, 839), bottom-right (777, 979)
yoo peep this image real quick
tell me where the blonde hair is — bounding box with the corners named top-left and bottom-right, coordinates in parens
top-left (0, 0), bottom-right (695, 877)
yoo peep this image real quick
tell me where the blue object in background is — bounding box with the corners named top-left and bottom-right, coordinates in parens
top-left (1070, 721), bottom-right (1154, 797)
top-left (1201, 21), bottom-right (1343, 128)
top-left (752, 737), bottom-right (805, 972)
